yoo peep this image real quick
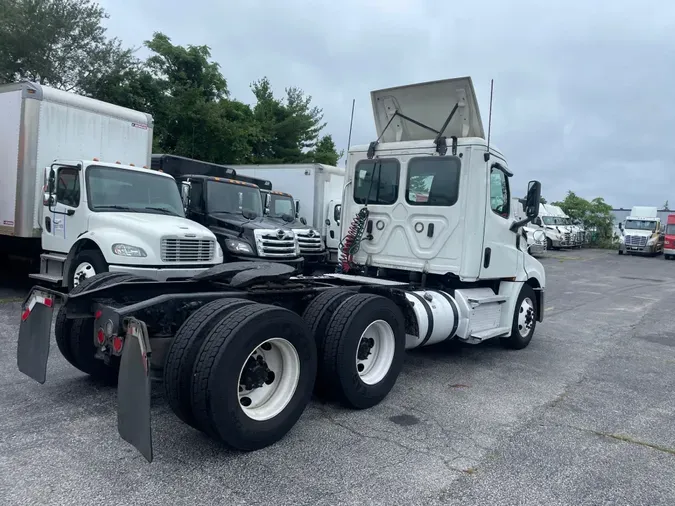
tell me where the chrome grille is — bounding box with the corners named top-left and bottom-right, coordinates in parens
top-left (625, 235), bottom-right (647, 247)
top-left (564, 232), bottom-right (571, 245)
top-left (293, 229), bottom-right (323, 253)
top-left (161, 238), bottom-right (214, 262)
top-left (255, 229), bottom-right (297, 258)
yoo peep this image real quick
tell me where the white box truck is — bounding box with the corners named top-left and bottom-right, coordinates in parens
top-left (16, 76), bottom-right (545, 463)
top-left (0, 81), bottom-right (223, 290)
top-left (227, 163), bottom-right (345, 264)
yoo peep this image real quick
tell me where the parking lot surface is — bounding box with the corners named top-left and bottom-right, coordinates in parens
top-left (1, 249), bottom-right (674, 505)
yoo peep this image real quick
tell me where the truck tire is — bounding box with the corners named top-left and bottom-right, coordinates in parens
top-left (501, 284), bottom-right (537, 350)
top-left (191, 303), bottom-right (316, 450)
top-left (320, 293), bottom-right (406, 409)
top-left (163, 297), bottom-right (255, 429)
top-left (55, 272), bottom-right (138, 384)
top-left (301, 288), bottom-right (356, 388)
top-left (68, 248), bottom-right (109, 291)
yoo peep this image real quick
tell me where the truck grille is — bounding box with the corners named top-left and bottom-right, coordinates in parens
top-left (625, 235), bottom-right (647, 247)
top-left (293, 229), bottom-right (323, 253)
top-left (564, 232), bottom-right (571, 245)
top-left (254, 229), bottom-right (297, 258)
top-left (161, 238), bottom-right (215, 262)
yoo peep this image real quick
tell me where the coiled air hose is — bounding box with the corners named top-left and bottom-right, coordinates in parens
top-left (337, 207), bottom-right (369, 273)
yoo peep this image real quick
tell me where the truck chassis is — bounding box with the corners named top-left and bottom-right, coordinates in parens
top-left (17, 262), bottom-right (541, 462)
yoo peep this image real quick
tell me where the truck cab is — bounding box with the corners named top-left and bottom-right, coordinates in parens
top-left (340, 77), bottom-right (545, 316)
top-left (533, 204), bottom-right (575, 249)
top-left (36, 160), bottom-right (223, 289)
top-left (153, 154), bottom-right (305, 271)
top-left (618, 206), bottom-right (664, 256)
top-left (664, 214), bottom-right (675, 260)
top-left (263, 190), bottom-right (327, 269)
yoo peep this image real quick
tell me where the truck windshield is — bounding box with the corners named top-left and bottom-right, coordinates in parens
top-left (268, 194), bottom-right (295, 219)
top-left (666, 224), bottom-right (675, 235)
top-left (206, 180), bottom-right (262, 217)
top-left (86, 165), bottom-right (185, 217)
top-left (542, 216), bottom-right (556, 225)
top-left (625, 219), bottom-right (656, 231)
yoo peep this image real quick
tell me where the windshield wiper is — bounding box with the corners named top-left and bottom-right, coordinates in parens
top-left (92, 205), bottom-right (137, 211)
top-left (143, 206), bottom-right (179, 216)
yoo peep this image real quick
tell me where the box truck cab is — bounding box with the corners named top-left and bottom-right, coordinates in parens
top-left (618, 206), bottom-right (663, 256)
top-left (664, 214), bottom-right (675, 260)
top-left (0, 82), bottom-right (221, 290)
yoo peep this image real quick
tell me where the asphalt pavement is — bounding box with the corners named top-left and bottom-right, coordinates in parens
top-left (0, 249), bottom-right (674, 505)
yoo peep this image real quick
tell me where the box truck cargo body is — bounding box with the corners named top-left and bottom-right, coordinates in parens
top-left (0, 81), bottom-right (153, 238)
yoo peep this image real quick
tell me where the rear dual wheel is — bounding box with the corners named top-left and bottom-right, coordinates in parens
top-left (303, 291), bottom-right (406, 409)
top-left (165, 302), bottom-right (317, 451)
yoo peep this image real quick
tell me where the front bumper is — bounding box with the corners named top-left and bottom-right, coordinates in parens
top-left (528, 243), bottom-right (547, 255)
top-left (108, 264), bottom-right (219, 281)
top-left (621, 243), bottom-right (656, 254)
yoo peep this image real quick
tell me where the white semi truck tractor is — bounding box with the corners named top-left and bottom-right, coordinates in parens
top-left (0, 81), bottom-right (223, 290)
top-left (16, 76), bottom-right (545, 463)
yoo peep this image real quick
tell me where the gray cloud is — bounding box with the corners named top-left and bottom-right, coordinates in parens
top-left (100, 0), bottom-right (675, 207)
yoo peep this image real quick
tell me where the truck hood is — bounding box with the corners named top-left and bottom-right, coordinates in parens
top-left (88, 212), bottom-right (215, 240)
top-left (371, 76), bottom-right (485, 143)
top-left (209, 213), bottom-right (292, 232)
top-left (624, 229), bottom-right (654, 237)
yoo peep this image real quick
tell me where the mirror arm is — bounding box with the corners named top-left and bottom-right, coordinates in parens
top-left (510, 216), bottom-right (534, 233)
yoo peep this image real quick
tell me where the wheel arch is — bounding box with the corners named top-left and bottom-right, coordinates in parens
top-left (525, 276), bottom-right (544, 321)
top-left (62, 237), bottom-right (105, 287)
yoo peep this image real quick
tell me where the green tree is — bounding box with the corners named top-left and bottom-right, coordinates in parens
top-left (539, 196), bottom-right (547, 204)
top-left (308, 135), bottom-right (343, 166)
top-left (0, 0), bottom-right (134, 91)
top-left (250, 77), bottom-right (331, 163)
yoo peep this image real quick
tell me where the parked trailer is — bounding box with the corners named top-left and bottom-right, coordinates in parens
top-left (16, 76), bottom-right (546, 462)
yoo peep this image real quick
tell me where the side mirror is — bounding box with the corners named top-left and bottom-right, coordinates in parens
top-left (48, 168), bottom-right (56, 195)
top-left (300, 217), bottom-right (307, 225)
top-left (618, 223), bottom-right (623, 231)
top-left (525, 180), bottom-right (541, 218)
top-left (180, 181), bottom-right (191, 211)
top-left (294, 199), bottom-right (300, 217)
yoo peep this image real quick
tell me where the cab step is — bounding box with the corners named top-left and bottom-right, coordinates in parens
top-left (28, 273), bottom-right (63, 284)
top-left (471, 326), bottom-right (511, 341)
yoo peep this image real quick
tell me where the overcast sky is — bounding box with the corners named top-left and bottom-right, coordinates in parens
top-left (99, 0), bottom-right (674, 208)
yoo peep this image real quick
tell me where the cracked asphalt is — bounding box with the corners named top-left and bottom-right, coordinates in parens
top-left (1, 249), bottom-right (674, 505)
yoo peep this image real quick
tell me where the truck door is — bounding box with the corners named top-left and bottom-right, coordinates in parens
top-left (325, 200), bottom-right (341, 251)
top-left (479, 163), bottom-right (520, 279)
top-left (41, 164), bottom-right (88, 254)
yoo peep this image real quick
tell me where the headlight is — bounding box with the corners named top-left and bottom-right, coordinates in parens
top-left (112, 243), bottom-right (147, 257)
top-left (224, 239), bottom-right (254, 255)
top-left (647, 236), bottom-right (657, 245)
top-left (216, 242), bottom-right (223, 257)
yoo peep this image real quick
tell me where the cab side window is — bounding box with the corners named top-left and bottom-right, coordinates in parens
top-left (56, 168), bottom-right (80, 207)
top-left (489, 166), bottom-right (510, 219)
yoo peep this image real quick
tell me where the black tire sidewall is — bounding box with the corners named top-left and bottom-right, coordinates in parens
top-left (68, 249), bottom-right (109, 291)
top-left (503, 284), bottom-right (537, 349)
top-left (207, 307), bottom-right (317, 450)
top-left (330, 296), bottom-right (405, 409)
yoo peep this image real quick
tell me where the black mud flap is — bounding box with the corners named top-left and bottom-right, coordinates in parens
top-left (117, 318), bottom-right (153, 463)
top-left (17, 289), bottom-right (60, 384)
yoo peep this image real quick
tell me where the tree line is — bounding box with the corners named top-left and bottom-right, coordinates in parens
top-left (0, 0), bottom-right (343, 166)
